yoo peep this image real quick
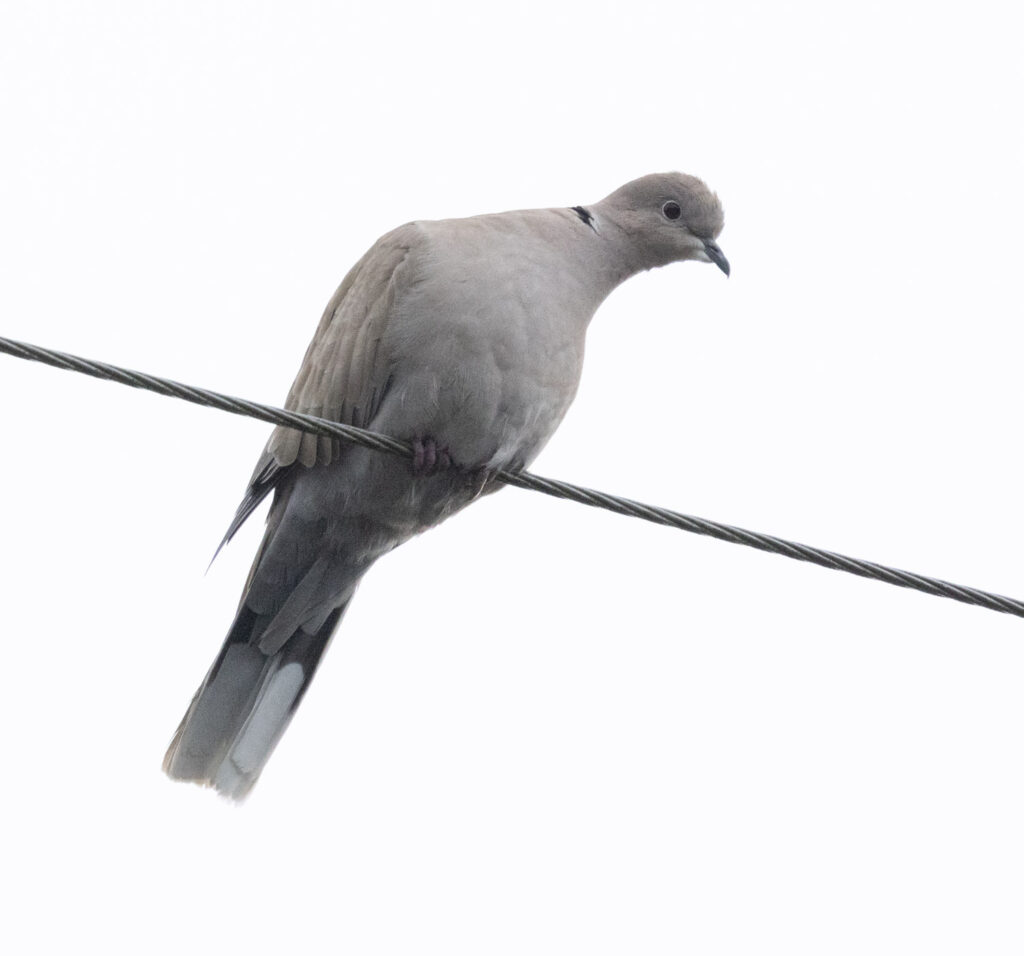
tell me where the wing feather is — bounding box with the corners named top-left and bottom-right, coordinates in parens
top-left (219, 224), bottom-right (417, 549)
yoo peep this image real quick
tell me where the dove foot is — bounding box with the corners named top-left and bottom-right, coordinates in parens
top-left (411, 437), bottom-right (453, 476)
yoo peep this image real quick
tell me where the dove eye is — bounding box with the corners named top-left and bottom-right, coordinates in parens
top-left (662, 201), bottom-right (682, 221)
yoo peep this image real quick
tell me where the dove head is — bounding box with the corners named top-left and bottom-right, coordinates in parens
top-left (595, 172), bottom-right (729, 277)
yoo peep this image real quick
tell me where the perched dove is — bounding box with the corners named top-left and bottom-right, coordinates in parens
top-left (164, 172), bottom-right (729, 798)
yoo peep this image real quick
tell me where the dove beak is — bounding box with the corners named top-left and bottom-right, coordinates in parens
top-left (702, 239), bottom-right (730, 277)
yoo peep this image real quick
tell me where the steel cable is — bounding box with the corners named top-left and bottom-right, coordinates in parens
top-left (3, 334), bottom-right (1021, 621)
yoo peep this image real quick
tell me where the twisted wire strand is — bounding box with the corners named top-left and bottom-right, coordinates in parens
top-left (2, 333), bottom-right (1022, 621)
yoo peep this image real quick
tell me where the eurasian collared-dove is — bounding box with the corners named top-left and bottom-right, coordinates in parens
top-left (164, 172), bottom-right (729, 799)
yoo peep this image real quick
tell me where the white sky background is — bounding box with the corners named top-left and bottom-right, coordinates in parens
top-left (1, 1), bottom-right (1022, 952)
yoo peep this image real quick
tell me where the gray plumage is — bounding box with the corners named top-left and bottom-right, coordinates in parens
top-left (163, 172), bottom-right (729, 799)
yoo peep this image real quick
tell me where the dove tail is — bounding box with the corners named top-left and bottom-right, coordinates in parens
top-left (162, 600), bottom-right (350, 800)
